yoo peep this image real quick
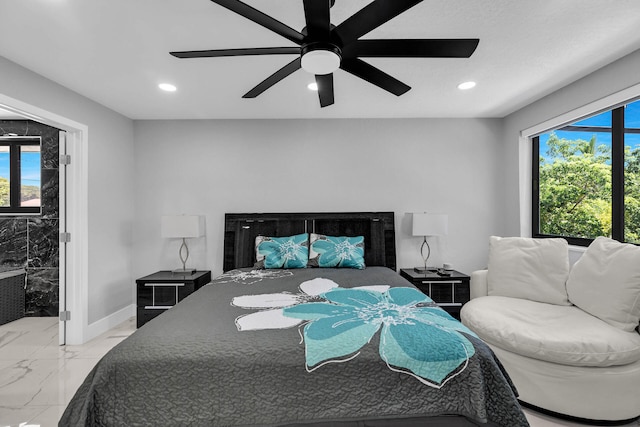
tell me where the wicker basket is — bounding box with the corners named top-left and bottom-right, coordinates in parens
top-left (0, 270), bottom-right (26, 326)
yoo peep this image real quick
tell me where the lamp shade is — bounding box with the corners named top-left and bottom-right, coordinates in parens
top-left (412, 213), bottom-right (448, 237)
top-left (161, 215), bottom-right (204, 238)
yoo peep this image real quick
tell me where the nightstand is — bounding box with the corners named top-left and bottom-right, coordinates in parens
top-left (399, 268), bottom-right (470, 319)
top-left (136, 270), bottom-right (211, 327)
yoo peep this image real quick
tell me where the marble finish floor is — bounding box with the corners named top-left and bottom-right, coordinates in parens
top-left (0, 317), bottom-right (135, 426)
top-left (0, 317), bottom-right (637, 427)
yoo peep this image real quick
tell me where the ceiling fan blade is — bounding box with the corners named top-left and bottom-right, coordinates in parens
top-left (340, 58), bottom-right (410, 96)
top-left (211, 0), bottom-right (304, 45)
top-left (243, 57), bottom-right (302, 98)
top-left (303, 0), bottom-right (331, 40)
top-left (333, 0), bottom-right (423, 46)
top-left (315, 74), bottom-right (334, 107)
top-left (343, 39), bottom-right (479, 59)
top-left (170, 47), bottom-right (300, 59)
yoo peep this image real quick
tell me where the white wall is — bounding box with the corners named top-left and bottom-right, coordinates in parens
top-left (502, 47), bottom-right (640, 238)
top-left (133, 118), bottom-right (504, 278)
top-left (0, 56), bottom-right (136, 336)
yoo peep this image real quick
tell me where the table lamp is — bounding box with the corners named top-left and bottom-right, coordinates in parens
top-left (412, 213), bottom-right (448, 273)
top-left (161, 215), bottom-right (204, 274)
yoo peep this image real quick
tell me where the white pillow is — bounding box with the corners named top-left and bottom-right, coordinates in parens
top-left (566, 236), bottom-right (640, 332)
top-left (487, 236), bottom-right (570, 305)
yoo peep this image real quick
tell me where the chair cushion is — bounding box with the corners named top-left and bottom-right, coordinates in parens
top-left (461, 296), bottom-right (640, 367)
top-left (566, 236), bottom-right (640, 332)
top-left (487, 236), bottom-right (570, 305)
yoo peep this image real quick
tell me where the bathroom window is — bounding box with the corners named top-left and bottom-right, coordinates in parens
top-left (0, 136), bottom-right (41, 214)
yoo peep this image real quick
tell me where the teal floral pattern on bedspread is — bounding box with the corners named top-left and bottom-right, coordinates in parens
top-left (232, 279), bottom-right (477, 388)
top-left (283, 287), bottom-right (476, 387)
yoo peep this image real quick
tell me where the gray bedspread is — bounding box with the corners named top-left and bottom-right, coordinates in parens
top-left (60, 267), bottom-right (529, 427)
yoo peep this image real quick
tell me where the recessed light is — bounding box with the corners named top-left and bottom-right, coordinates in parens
top-left (307, 82), bottom-right (318, 91)
top-left (158, 83), bottom-right (177, 92)
top-left (457, 81), bottom-right (476, 90)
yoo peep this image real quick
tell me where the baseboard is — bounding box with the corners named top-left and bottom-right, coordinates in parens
top-left (85, 304), bottom-right (136, 343)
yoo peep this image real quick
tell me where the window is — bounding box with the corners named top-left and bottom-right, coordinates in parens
top-left (0, 136), bottom-right (41, 214)
top-left (533, 99), bottom-right (640, 245)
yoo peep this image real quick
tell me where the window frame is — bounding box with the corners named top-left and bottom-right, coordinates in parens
top-left (0, 136), bottom-right (41, 215)
top-left (531, 104), bottom-right (636, 245)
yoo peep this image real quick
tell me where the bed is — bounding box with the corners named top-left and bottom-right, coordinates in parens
top-left (60, 212), bottom-right (528, 427)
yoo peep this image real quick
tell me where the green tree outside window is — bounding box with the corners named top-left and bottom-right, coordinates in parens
top-left (536, 99), bottom-right (640, 245)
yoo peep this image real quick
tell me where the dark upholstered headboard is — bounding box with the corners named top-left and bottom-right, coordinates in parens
top-left (223, 212), bottom-right (396, 272)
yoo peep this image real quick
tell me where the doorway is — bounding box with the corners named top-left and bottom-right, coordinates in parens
top-left (0, 120), bottom-right (66, 342)
top-left (0, 94), bottom-right (88, 345)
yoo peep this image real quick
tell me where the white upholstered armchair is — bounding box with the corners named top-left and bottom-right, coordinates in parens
top-left (461, 236), bottom-right (640, 423)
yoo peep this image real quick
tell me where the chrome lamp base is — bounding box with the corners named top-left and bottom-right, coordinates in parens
top-left (173, 238), bottom-right (195, 275)
top-left (413, 267), bottom-right (437, 273)
top-left (414, 236), bottom-right (435, 273)
top-left (172, 268), bottom-right (196, 275)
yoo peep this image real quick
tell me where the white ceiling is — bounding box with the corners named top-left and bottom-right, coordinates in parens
top-left (1, 0), bottom-right (640, 120)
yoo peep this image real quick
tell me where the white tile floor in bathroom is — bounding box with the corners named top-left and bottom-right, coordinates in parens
top-left (0, 317), bottom-right (637, 427)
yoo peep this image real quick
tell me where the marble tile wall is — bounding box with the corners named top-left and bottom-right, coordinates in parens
top-left (0, 120), bottom-right (60, 317)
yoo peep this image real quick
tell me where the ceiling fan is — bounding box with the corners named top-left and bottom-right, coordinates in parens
top-left (170, 0), bottom-right (479, 108)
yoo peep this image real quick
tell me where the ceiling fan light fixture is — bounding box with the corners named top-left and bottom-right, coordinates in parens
top-left (307, 82), bottom-right (319, 91)
top-left (301, 44), bottom-right (341, 75)
top-left (169, 1), bottom-right (479, 108)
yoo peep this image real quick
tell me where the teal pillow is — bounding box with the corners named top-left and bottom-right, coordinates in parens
top-left (308, 233), bottom-right (365, 269)
top-left (256, 233), bottom-right (309, 269)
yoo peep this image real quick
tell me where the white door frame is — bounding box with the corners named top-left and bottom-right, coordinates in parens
top-left (59, 130), bottom-right (67, 344)
top-left (0, 93), bottom-right (88, 345)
